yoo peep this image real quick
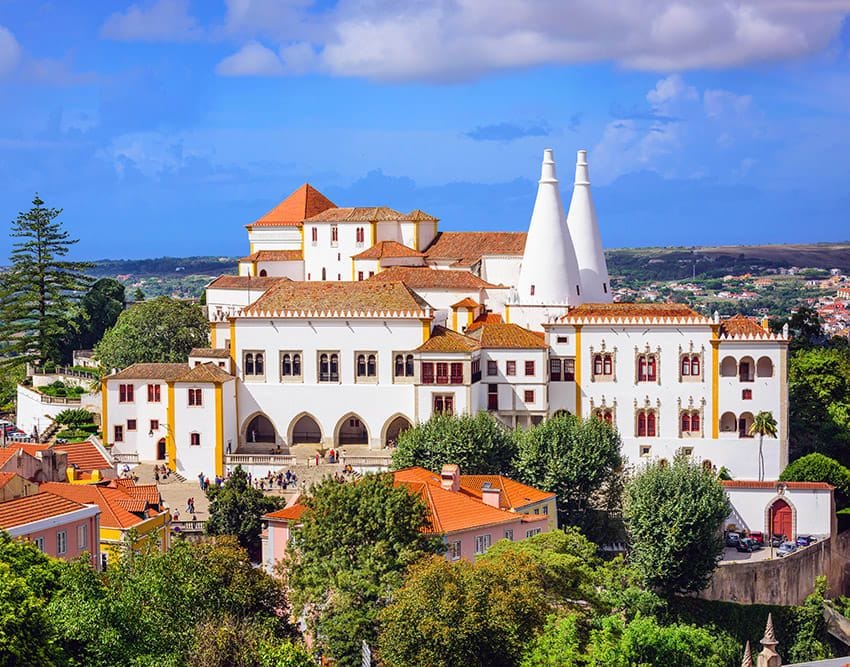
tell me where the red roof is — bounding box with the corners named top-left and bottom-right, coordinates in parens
top-left (52, 441), bottom-right (111, 472)
top-left (466, 312), bottom-right (503, 332)
top-left (240, 250), bottom-right (304, 262)
top-left (264, 505), bottom-right (308, 522)
top-left (352, 241), bottom-right (424, 260)
top-left (250, 184), bottom-right (336, 227)
top-left (40, 481), bottom-right (164, 529)
top-left (561, 302), bottom-right (707, 323)
top-left (0, 492), bottom-right (91, 529)
top-left (451, 297), bottom-right (480, 309)
top-left (459, 475), bottom-right (555, 510)
top-left (468, 323), bottom-right (548, 349)
top-left (424, 232), bottom-right (527, 265)
top-left (368, 266), bottom-right (499, 290)
top-left (719, 314), bottom-right (771, 338)
top-left (721, 481), bottom-right (834, 491)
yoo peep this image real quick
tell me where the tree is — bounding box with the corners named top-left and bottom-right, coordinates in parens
top-left (519, 614), bottom-right (583, 667)
top-left (623, 456), bottom-right (730, 596)
top-left (132, 287), bottom-right (145, 302)
top-left (378, 552), bottom-right (553, 667)
top-left (391, 412), bottom-right (517, 474)
top-left (770, 306), bottom-right (826, 351)
top-left (512, 414), bottom-right (623, 528)
top-left (780, 453), bottom-right (850, 510)
top-left (750, 410), bottom-right (778, 481)
top-left (93, 296), bottom-right (208, 369)
top-left (206, 466), bottom-right (283, 559)
top-left (0, 195), bottom-right (92, 367)
top-left (74, 278), bottom-right (125, 351)
top-left (287, 474), bottom-right (443, 666)
top-left (53, 408), bottom-right (95, 429)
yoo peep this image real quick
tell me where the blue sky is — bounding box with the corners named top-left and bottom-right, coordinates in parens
top-left (1, 1), bottom-right (849, 260)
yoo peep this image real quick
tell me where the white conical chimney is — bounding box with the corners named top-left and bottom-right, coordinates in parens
top-left (567, 149), bottom-right (611, 303)
top-left (516, 149), bottom-right (582, 305)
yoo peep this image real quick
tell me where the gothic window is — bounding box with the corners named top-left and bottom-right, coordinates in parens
top-left (330, 224), bottom-right (338, 246)
top-left (680, 353), bottom-right (701, 380)
top-left (593, 353), bottom-right (613, 379)
top-left (680, 410), bottom-right (701, 435)
top-left (637, 353), bottom-right (657, 382)
top-left (319, 352), bottom-right (340, 382)
top-left (593, 408), bottom-right (614, 424)
top-left (636, 409), bottom-right (658, 437)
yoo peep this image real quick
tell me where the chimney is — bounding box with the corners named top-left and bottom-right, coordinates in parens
top-left (440, 464), bottom-right (460, 493)
top-left (481, 482), bottom-right (501, 508)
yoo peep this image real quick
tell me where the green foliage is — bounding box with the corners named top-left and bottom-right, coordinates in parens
top-left (49, 536), bottom-right (291, 667)
top-left (519, 614), bottom-right (583, 667)
top-left (132, 287), bottom-right (145, 302)
top-left (39, 381), bottom-right (85, 398)
top-left (287, 473), bottom-right (443, 667)
top-left (205, 467), bottom-right (283, 558)
top-left (391, 412), bottom-right (516, 474)
top-left (94, 296), bottom-right (208, 369)
top-left (781, 453), bottom-right (850, 509)
top-left (71, 278), bottom-right (126, 352)
top-left (0, 362), bottom-right (25, 412)
top-left (512, 414), bottom-right (623, 529)
top-left (378, 552), bottom-right (554, 667)
top-left (750, 410), bottom-right (778, 481)
top-left (623, 456), bottom-right (730, 596)
top-left (189, 616), bottom-right (314, 667)
top-left (53, 408), bottom-right (95, 428)
top-left (0, 195), bottom-right (93, 367)
top-left (788, 346), bottom-right (850, 463)
top-left (771, 306), bottom-right (827, 351)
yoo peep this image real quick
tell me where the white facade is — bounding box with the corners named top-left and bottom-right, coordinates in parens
top-left (724, 483), bottom-right (834, 539)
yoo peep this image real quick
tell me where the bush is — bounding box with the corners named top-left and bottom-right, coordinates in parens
top-left (780, 453), bottom-right (850, 509)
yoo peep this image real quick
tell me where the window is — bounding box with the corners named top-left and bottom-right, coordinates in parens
top-left (525, 360), bottom-right (535, 376)
top-left (356, 226), bottom-right (365, 246)
top-left (258, 269), bottom-right (267, 277)
top-left (436, 362), bottom-right (449, 384)
top-left (244, 351), bottom-right (265, 377)
top-left (680, 447), bottom-right (694, 457)
top-left (330, 224), bottom-right (338, 246)
top-left (556, 335), bottom-right (568, 344)
top-left (147, 384), bottom-right (161, 402)
top-left (603, 282), bottom-right (608, 294)
top-left (433, 394), bottom-right (454, 415)
top-left (471, 359), bottom-right (481, 382)
top-left (474, 534), bottom-right (492, 555)
top-left (524, 390), bottom-right (535, 403)
top-left (281, 352), bottom-right (303, 380)
top-left (450, 362), bottom-right (463, 384)
top-left (681, 411), bottom-right (701, 435)
top-left (114, 425), bottom-right (123, 442)
top-left (78, 524), bottom-right (88, 549)
top-left (563, 358), bottom-right (575, 381)
top-left (127, 419), bottom-right (136, 431)
top-left (549, 358), bottom-right (562, 382)
top-left (321, 268), bottom-right (327, 281)
top-left (188, 388), bottom-right (203, 406)
top-left (448, 540), bottom-right (461, 560)
top-left (742, 389), bottom-right (752, 400)
top-left (356, 353), bottom-right (378, 381)
top-left (487, 360), bottom-right (498, 376)
top-left (506, 360), bottom-right (516, 376)
top-left (149, 419), bottom-right (159, 432)
top-left (637, 410), bottom-right (657, 437)
top-left (681, 354), bottom-right (701, 379)
top-left (369, 271), bottom-right (374, 278)
top-left (421, 362), bottom-right (435, 384)
top-left (530, 284), bottom-right (535, 296)
top-left (119, 384), bottom-right (134, 403)
top-left (311, 227), bottom-right (318, 245)
top-left (593, 408), bottom-right (614, 424)
top-left (358, 271), bottom-right (364, 281)
top-left (504, 529), bottom-right (514, 541)
top-left (542, 505), bottom-right (548, 515)
top-left (593, 353), bottom-right (613, 378)
top-left (33, 536), bottom-right (44, 552)
top-left (640, 445), bottom-right (652, 457)
top-left (394, 354), bottom-right (415, 379)
top-left (637, 353), bottom-right (657, 382)
top-left (318, 352), bottom-right (340, 382)
top-left (57, 530), bottom-right (67, 555)
top-left (526, 528), bottom-right (542, 538)
top-left (190, 432), bottom-right (201, 446)
top-left (487, 384), bottom-right (498, 410)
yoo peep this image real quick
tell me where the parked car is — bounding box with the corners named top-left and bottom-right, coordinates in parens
top-left (796, 535), bottom-right (815, 547)
top-left (725, 532), bottom-right (741, 547)
top-left (748, 531), bottom-right (765, 545)
top-left (770, 534), bottom-right (785, 547)
top-left (777, 542), bottom-right (798, 557)
top-left (737, 538), bottom-right (761, 553)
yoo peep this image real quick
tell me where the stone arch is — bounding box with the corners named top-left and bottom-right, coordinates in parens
top-left (243, 412), bottom-right (278, 444)
top-left (288, 412), bottom-right (323, 445)
top-left (766, 494), bottom-right (797, 541)
top-left (720, 411), bottom-right (737, 433)
top-left (382, 414), bottom-right (412, 448)
top-left (738, 411), bottom-right (755, 437)
top-left (738, 355), bottom-right (755, 382)
top-left (757, 356), bottom-right (774, 378)
top-left (258, 269), bottom-right (268, 277)
top-left (335, 412), bottom-right (370, 446)
top-left (720, 356), bottom-right (737, 377)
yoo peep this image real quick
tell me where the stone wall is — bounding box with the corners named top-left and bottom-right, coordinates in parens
top-left (700, 531), bottom-right (850, 606)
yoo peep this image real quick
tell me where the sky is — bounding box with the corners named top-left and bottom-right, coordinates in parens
top-left (1, 1), bottom-right (849, 260)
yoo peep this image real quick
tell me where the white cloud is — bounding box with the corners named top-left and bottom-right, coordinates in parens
top-left (101, 0), bottom-right (202, 42)
top-left (214, 0), bottom-right (850, 81)
top-left (216, 42), bottom-right (285, 76)
top-left (704, 89), bottom-right (754, 118)
top-left (0, 25), bottom-right (22, 76)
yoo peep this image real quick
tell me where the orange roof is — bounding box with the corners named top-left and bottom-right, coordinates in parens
top-left (176, 362), bottom-right (233, 384)
top-left (242, 280), bottom-right (430, 317)
top-left (459, 475), bottom-right (555, 510)
top-left (720, 314), bottom-right (770, 338)
top-left (424, 232), bottom-right (527, 265)
top-left (108, 363), bottom-right (187, 381)
top-left (109, 480), bottom-right (161, 505)
top-left (403, 209), bottom-right (439, 222)
top-left (52, 441), bottom-right (111, 472)
top-left (560, 302), bottom-right (708, 324)
top-left (207, 275), bottom-right (286, 290)
top-left (468, 323), bottom-right (548, 349)
top-left (305, 206), bottom-right (404, 222)
top-left (352, 241), bottom-right (424, 260)
top-left (239, 250), bottom-right (303, 262)
top-left (0, 492), bottom-right (92, 530)
top-left (189, 348), bottom-right (230, 359)
top-left (466, 312), bottom-right (503, 332)
top-left (369, 266), bottom-right (499, 290)
top-left (0, 472), bottom-right (20, 488)
top-left (40, 481), bottom-right (163, 529)
top-left (250, 184), bottom-right (336, 227)
top-left (451, 297), bottom-right (480, 309)
top-left (264, 505), bottom-right (308, 522)
top-left (416, 326), bottom-right (480, 353)
top-left (721, 481), bottom-right (833, 491)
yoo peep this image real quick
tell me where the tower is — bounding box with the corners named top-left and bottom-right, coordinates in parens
top-left (566, 149), bottom-right (611, 303)
top-left (516, 149), bottom-right (582, 306)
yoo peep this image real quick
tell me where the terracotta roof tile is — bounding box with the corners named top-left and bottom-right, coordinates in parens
top-left (305, 206), bottom-right (404, 222)
top-left (114, 482), bottom-right (161, 505)
top-left (40, 482), bottom-right (163, 529)
top-left (416, 326), bottom-right (480, 353)
top-left (242, 280), bottom-right (431, 317)
top-left (115, 498), bottom-right (149, 513)
top-left (424, 232), bottom-right (527, 264)
top-left (459, 475), bottom-right (555, 510)
top-left (249, 184), bottom-right (336, 227)
top-left (176, 362), bottom-right (233, 384)
top-left (561, 302), bottom-right (708, 323)
top-left (207, 275), bottom-right (286, 290)
top-left (0, 472), bottom-right (20, 488)
top-left (403, 209), bottom-right (439, 222)
top-left (52, 441), bottom-right (111, 472)
top-left (0, 444), bottom-right (50, 468)
top-left (108, 363), bottom-right (187, 381)
top-left (469, 323), bottom-right (549, 349)
top-left (264, 505), bottom-right (307, 522)
top-left (466, 312), bottom-right (503, 332)
top-left (721, 481), bottom-right (833, 490)
top-left (0, 492), bottom-right (91, 530)
top-left (240, 250), bottom-right (303, 262)
top-left (369, 266), bottom-right (499, 289)
top-left (352, 241), bottom-right (424, 260)
top-left (719, 314), bottom-right (770, 338)
top-left (451, 297), bottom-right (480, 309)
top-left (190, 348), bottom-right (231, 359)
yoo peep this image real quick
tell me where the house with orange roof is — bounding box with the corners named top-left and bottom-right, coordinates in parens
top-left (53, 440), bottom-right (116, 484)
top-left (40, 479), bottom-right (170, 568)
top-left (0, 491), bottom-right (101, 568)
top-left (0, 443), bottom-right (68, 483)
top-left (0, 471), bottom-right (38, 502)
top-left (260, 465), bottom-right (552, 570)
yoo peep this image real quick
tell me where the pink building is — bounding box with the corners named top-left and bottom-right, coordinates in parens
top-left (0, 491), bottom-right (101, 568)
top-left (261, 465), bottom-right (554, 571)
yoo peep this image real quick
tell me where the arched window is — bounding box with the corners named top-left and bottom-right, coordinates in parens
top-left (282, 354), bottom-right (292, 376)
top-left (647, 411), bottom-right (656, 437)
top-left (691, 355), bottom-right (700, 376)
top-left (593, 353), bottom-right (614, 378)
top-left (330, 353), bottom-right (339, 381)
top-left (319, 354), bottom-right (329, 382)
top-left (357, 354), bottom-right (366, 377)
top-left (292, 354), bottom-right (301, 376)
top-left (637, 353), bottom-right (657, 382)
top-left (367, 354), bottom-right (377, 376)
top-left (681, 413), bottom-right (691, 433)
top-left (681, 356), bottom-right (691, 376)
top-left (405, 354), bottom-right (414, 376)
top-left (638, 412), bottom-right (647, 436)
top-left (255, 353), bottom-right (264, 375)
top-left (321, 268), bottom-right (327, 281)
top-left (681, 410), bottom-right (701, 435)
top-left (594, 354), bottom-right (603, 375)
top-left (692, 412), bottom-right (700, 431)
top-left (244, 353), bottom-right (254, 375)
top-left (258, 269), bottom-right (267, 277)
top-left (637, 409), bottom-right (658, 437)
top-left (331, 225), bottom-right (338, 245)
top-left (594, 408), bottom-right (614, 424)
top-left (311, 227), bottom-right (318, 244)
top-left (530, 284), bottom-right (535, 296)
top-left (394, 354), bottom-right (404, 376)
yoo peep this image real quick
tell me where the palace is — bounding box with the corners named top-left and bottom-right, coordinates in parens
top-left (103, 149), bottom-right (789, 482)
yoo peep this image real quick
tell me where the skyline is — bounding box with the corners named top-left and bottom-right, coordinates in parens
top-left (0, 1), bottom-right (849, 259)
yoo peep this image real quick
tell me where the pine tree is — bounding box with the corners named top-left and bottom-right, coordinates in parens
top-left (0, 195), bottom-right (92, 367)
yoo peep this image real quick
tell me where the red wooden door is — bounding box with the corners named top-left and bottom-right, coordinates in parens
top-left (771, 499), bottom-right (792, 539)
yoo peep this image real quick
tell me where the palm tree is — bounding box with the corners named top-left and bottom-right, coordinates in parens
top-left (749, 411), bottom-right (778, 481)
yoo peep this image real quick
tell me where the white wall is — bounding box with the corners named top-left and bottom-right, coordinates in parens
top-left (479, 256), bottom-right (522, 288)
top-left (173, 382), bottom-right (218, 479)
top-left (255, 260), bottom-right (304, 280)
top-left (725, 486), bottom-right (833, 538)
top-left (103, 379), bottom-right (168, 461)
top-left (248, 227), bottom-right (302, 251)
top-left (16, 385), bottom-right (89, 436)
